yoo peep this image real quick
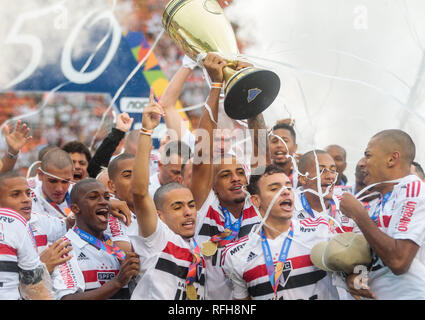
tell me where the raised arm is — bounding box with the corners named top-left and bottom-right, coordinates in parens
top-left (131, 90), bottom-right (164, 237)
top-left (0, 120), bottom-right (32, 173)
top-left (87, 112), bottom-right (133, 178)
top-left (160, 57), bottom-right (196, 140)
top-left (190, 53), bottom-right (227, 210)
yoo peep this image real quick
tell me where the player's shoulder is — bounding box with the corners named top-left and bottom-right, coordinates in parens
top-left (399, 176), bottom-right (424, 198)
top-left (0, 208), bottom-right (28, 227)
top-left (222, 235), bottom-right (251, 259)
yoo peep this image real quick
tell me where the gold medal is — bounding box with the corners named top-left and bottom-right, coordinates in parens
top-left (186, 283), bottom-right (198, 300)
top-left (201, 240), bottom-right (218, 257)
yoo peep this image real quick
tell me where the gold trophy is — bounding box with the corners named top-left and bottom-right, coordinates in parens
top-left (162, 0), bottom-right (281, 120)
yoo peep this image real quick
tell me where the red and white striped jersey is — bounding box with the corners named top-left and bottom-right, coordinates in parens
top-left (0, 208), bottom-right (41, 300)
top-left (294, 190), bottom-right (358, 236)
top-left (195, 190), bottom-right (261, 300)
top-left (29, 212), bottom-right (67, 253)
top-left (221, 219), bottom-right (339, 300)
top-left (368, 175), bottom-right (425, 299)
top-left (130, 219), bottom-right (206, 300)
top-left (51, 228), bottom-right (125, 300)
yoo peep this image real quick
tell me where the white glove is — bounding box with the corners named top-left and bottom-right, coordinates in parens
top-left (182, 55), bottom-right (198, 70)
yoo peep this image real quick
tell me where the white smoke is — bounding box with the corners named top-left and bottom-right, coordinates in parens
top-left (226, 0), bottom-right (425, 181)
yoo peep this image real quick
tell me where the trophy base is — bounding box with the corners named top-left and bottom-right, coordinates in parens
top-left (224, 67), bottom-right (281, 120)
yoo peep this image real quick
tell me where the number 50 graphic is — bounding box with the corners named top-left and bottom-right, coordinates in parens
top-left (3, 2), bottom-right (120, 89)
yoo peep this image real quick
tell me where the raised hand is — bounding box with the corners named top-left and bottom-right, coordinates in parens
top-left (3, 120), bottom-right (32, 155)
top-left (203, 53), bottom-right (227, 83)
top-left (142, 88), bottom-right (164, 131)
top-left (115, 112), bottom-right (134, 133)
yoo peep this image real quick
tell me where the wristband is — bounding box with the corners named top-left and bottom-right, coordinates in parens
top-left (211, 82), bottom-right (223, 89)
top-left (7, 151), bottom-right (18, 160)
top-left (140, 127), bottom-right (153, 136)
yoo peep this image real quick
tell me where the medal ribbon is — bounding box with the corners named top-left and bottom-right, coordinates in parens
top-left (261, 223), bottom-right (294, 299)
top-left (44, 191), bottom-right (72, 218)
top-left (328, 200), bottom-right (337, 232)
top-left (370, 191), bottom-right (392, 225)
top-left (300, 193), bottom-right (315, 218)
top-left (186, 238), bottom-right (202, 286)
top-left (209, 206), bottom-right (243, 247)
top-left (73, 226), bottom-right (126, 261)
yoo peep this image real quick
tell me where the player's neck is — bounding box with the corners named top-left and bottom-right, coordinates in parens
top-left (263, 218), bottom-right (292, 240)
top-left (274, 160), bottom-right (293, 177)
top-left (220, 200), bottom-right (244, 219)
top-left (76, 222), bottom-right (104, 240)
top-left (305, 192), bottom-right (330, 213)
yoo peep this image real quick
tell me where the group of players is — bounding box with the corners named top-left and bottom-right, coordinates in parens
top-left (0, 53), bottom-right (424, 300)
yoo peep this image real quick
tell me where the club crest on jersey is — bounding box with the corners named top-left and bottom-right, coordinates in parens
top-left (278, 261), bottom-right (293, 288)
top-left (98, 272), bottom-right (116, 285)
top-left (340, 216), bottom-right (349, 224)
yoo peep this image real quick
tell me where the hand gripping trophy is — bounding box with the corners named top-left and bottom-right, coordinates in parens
top-left (162, 0), bottom-right (281, 120)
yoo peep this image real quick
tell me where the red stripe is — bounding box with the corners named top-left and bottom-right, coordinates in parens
top-left (411, 182), bottom-right (416, 198)
top-left (407, 183), bottom-right (410, 198)
top-left (0, 208), bottom-right (27, 225)
top-left (35, 235), bottom-right (48, 247)
top-left (0, 243), bottom-right (17, 256)
top-left (243, 206), bottom-right (258, 219)
top-left (335, 226), bottom-right (354, 233)
top-left (206, 207), bottom-right (225, 227)
top-left (82, 269), bottom-right (119, 283)
top-left (162, 241), bottom-right (193, 263)
top-left (382, 215), bottom-right (392, 228)
top-left (417, 181), bottom-right (421, 197)
top-left (243, 255), bottom-right (313, 283)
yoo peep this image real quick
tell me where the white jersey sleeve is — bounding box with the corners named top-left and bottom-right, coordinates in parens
top-left (221, 239), bottom-right (250, 299)
top-left (16, 222), bottom-right (41, 271)
top-left (392, 181), bottom-right (425, 246)
top-left (51, 240), bottom-right (85, 299)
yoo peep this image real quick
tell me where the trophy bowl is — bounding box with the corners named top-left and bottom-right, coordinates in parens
top-left (162, 0), bottom-right (281, 120)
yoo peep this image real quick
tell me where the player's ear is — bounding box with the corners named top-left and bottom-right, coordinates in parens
top-left (250, 194), bottom-right (261, 208)
top-left (71, 203), bottom-right (81, 215)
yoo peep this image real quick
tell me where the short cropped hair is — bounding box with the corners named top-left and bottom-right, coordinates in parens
top-left (153, 182), bottom-right (190, 211)
top-left (247, 164), bottom-right (286, 195)
top-left (70, 178), bottom-right (100, 205)
top-left (107, 153), bottom-right (135, 181)
top-left (40, 149), bottom-right (73, 171)
top-left (297, 150), bottom-right (328, 175)
top-left (271, 123), bottom-right (296, 142)
top-left (0, 170), bottom-right (23, 186)
top-left (372, 129), bottom-right (415, 165)
top-left (62, 141), bottom-right (92, 162)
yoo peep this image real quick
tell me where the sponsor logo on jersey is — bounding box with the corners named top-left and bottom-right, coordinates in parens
top-left (297, 212), bottom-right (305, 219)
top-left (300, 226), bottom-right (316, 232)
top-left (60, 262), bottom-right (77, 289)
top-left (340, 216), bottom-right (349, 224)
top-left (246, 251), bottom-right (257, 262)
top-left (398, 201), bottom-right (417, 232)
top-left (0, 216), bottom-right (14, 224)
top-left (0, 223), bottom-right (3, 241)
top-left (230, 242), bottom-right (247, 256)
top-left (77, 252), bottom-right (89, 261)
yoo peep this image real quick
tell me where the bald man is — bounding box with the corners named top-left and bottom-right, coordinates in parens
top-left (340, 129), bottom-right (425, 300)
